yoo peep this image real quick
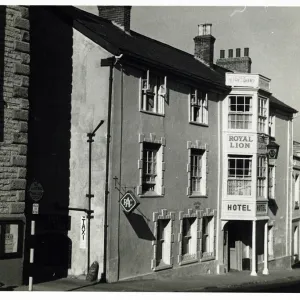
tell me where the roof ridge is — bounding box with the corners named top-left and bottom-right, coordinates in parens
top-left (130, 30), bottom-right (221, 75)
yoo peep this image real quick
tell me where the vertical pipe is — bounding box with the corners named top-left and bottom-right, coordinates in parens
top-left (87, 136), bottom-right (92, 273)
top-left (29, 219), bottom-right (35, 291)
top-left (251, 220), bottom-right (257, 276)
top-left (102, 58), bottom-right (114, 282)
top-left (263, 221), bottom-right (269, 275)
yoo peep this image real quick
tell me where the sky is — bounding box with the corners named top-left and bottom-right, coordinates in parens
top-left (129, 6), bottom-right (300, 140)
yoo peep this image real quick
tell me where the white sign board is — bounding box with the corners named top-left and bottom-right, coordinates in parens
top-left (32, 203), bottom-right (39, 215)
top-left (222, 201), bottom-right (255, 220)
top-left (80, 216), bottom-right (87, 249)
top-left (226, 133), bottom-right (256, 153)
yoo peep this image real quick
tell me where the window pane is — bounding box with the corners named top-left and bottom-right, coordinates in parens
top-left (3, 224), bottom-right (19, 254)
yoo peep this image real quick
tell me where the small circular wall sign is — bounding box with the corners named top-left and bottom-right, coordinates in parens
top-left (28, 181), bottom-right (44, 202)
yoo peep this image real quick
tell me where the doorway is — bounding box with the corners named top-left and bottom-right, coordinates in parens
top-left (225, 221), bottom-right (252, 272)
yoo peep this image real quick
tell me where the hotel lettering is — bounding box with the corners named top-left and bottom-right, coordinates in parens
top-left (229, 135), bottom-right (253, 149)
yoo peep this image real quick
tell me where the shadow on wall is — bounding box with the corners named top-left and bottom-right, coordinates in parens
top-left (23, 6), bottom-right (73, 284)
top-left (0, 6), bottom-right (5, 141)
top-left (125, 212), bottom-right (155, 241)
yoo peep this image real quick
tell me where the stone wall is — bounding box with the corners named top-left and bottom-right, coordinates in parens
top-left (0, 5), bottom-right (29, 216)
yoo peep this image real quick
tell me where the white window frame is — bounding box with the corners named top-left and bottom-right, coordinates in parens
top-left (257, 155), bottom-right (267, 198)
top-left (201, 216), bottom-right (214, 259)
top-left (268, 225), bottom-right (274, 260)
top-left (189, 88), bottom-right (208, 125)
top-left (294, 173), bottom-right (300, 208)
top-left (152, 209), bottom-right (175, 271)
top-left (137, 134), bottom-right (166, 196)
top-left (269, 114), bottom-right (275, 137)
top-left (190, 149), bottom-right (206, 195)
top-left (228, 95), bottom-right (252, 130)
top-left (181, 217), bottom-right (197, 260)
top-left (258, 97), bottom-right (268, 133)
top-left (140, 70), bottom-right (167, 115)
top-left (227, 155), bottom-right (252, 196)
top-left (268, 164), bottom-right (275, 199)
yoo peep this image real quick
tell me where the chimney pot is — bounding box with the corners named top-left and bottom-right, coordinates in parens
top-left (244, 47), bottom-right (249, 57)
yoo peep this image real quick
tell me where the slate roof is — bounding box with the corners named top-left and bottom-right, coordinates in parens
top-left (48, 6), bottom-right (228, 92)
top-left (269, 95), bottom-right (297, 114)
top-left (49, 6), bottom-right (297, 114)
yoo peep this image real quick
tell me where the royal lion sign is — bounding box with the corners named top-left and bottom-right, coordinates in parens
top-left (120, 191), bottom-right (140, 214)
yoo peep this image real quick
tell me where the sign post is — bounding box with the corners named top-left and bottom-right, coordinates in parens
top-left (28, 180), bottom-right (43, 291)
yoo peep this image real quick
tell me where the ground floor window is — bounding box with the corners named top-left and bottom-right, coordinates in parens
top-left (202, 216), bottom-right (214, 258)
top-left (181, 217), bottom-right (197, 261)
top-left (268, 225), bottom-right (274, 260)
top-left (156, 219), bottom-right (171, 266)
top-left (0, 221), bottom-right (23, 258)
top-left (294, 226), bottom-right (299, 259)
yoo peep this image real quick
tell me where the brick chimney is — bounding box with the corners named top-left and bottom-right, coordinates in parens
top-left (194, 24), bottom-right (215, 68)
top-left (97, 6), bottom-right (131, 32)
top-left (216, 48), bottom-right (252, 73)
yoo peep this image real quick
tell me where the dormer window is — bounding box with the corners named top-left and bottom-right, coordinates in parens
top-left (140, 70), bottom-right (167, 115)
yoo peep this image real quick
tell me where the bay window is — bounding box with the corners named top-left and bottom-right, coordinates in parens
top-left (228, 155), bottom-right (252, 196)
top-left (258, 97), bottom-right (268, 133)
top-left (257, 155), bottom-right (267, 197)
top-left (228, 96), bottom-right (252, 129)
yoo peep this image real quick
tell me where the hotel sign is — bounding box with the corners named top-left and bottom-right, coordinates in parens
top-left (226, 73), bottom-right (270, 92)
top-left (256, 202), bottom-right (268, 216)
top-left (227, 134), bottom-right (255, 153)
top-left (222, 201), bottom-right (255, 219)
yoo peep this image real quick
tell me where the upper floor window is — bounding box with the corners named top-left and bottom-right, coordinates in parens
top-left (227, 155), bottom-right (252, 195)
top-left (190, 148), bottom-right (207, 196)
top-left (269, 114), bottom-right (275, 137)
top-left (258, 97), bottom-right (268, 133)
top-left (190, 89), bottom-right (208, 125)
top-left (141, 70), bottom-right (167, 115)
top-left (257, 155), bottom-right (267, 198)
top-left (228, 96), bottom-right (252, 130)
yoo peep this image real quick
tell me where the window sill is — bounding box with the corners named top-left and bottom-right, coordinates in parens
top-left (140, 110), bottom-right (165, 117)
top-left (268, 257), bottom-right (275, 262)
top-left (153, 263), bottom-right (173, 272)
top-left (188, 194), bottom-right (208, 198)
top-left (139, 194), bottom-right (164, 198)
top-left (201, 253), bottom-right (215, 262)
top-left (179, 257), bottom-right (198, 266)
top-left (189, 121), bottom-right (208, 127)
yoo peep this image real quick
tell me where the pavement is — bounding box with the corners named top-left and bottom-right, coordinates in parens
top-left (10, 268), bottom-right (300, 292)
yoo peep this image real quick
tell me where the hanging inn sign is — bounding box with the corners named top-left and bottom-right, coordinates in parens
top-left (120, 191), bottom-right (140, 214)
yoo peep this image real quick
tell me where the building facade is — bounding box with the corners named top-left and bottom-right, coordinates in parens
top-left (0, 5), bottom-right (298, 286)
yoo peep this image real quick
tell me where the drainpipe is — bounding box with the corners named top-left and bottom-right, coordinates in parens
top-left (86, 120), bottom-right (104, 274)
top-left (100, 55), bottom-right (116, 283)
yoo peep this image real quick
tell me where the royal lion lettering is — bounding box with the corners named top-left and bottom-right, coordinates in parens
top-left (229, 135), bottom-right (253, 149)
